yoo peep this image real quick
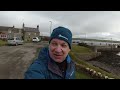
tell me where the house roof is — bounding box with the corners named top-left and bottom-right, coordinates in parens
top-left (13, 28), bottom-right (21, 30)
top-left (0, 26), bottom-right (13, 31)
top-left (0, 26), bottom-right (22, 32)
top-left (0, 26), bottom-right (39, 33)
top-left (24, 27), bottom-right (39, 32)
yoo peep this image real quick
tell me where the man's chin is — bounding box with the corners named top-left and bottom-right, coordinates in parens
top-left (53, 58), bottom-right (64, 63)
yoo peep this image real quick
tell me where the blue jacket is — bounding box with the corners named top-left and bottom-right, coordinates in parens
top-left (24, 47), bottom-right (75, 79)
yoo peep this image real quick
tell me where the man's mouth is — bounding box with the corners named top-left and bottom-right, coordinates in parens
top-left (54, 54), bottom-right (62, 56)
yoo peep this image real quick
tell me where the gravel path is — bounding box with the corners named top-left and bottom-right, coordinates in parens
top-left (0, 42), bottom-right (48, 79)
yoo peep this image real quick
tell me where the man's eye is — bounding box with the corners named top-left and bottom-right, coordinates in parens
top-left (52, 43), bottom-right (57, 46)
top-left (62, 44), bottom-right (67, 48)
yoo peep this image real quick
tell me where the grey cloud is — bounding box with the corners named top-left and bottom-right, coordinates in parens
top-left (1, 11), bottom-right (120, 41)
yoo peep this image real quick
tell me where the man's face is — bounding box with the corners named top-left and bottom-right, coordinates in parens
top-left (49, 38), bottom-right (70, 63)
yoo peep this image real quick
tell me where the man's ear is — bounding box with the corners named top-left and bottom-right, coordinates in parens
top-left (68, 48), bottom-right (71, 52)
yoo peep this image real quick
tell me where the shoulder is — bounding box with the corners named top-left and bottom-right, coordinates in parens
top-left (67, 55), bottom-right (75, 65)
top-left (24, 47), bottom-right (50, 79)
top-left (24, 59), bottom-right (48, 79)
top-left (38, 47), bottom-right (49, 60)
top-left (31, 46), bottom-right (50, 70)
top-left (31, 46), bottom-right (49, 66)
top-left (67, 55), bottom-right (75, 70)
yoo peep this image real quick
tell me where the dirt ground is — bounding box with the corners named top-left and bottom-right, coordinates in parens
top-left (0, 41), bottom-right (48, 79)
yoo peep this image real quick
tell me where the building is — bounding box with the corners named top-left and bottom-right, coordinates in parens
top-left (0, 25), bottom-right (23, 40)
top-left (22, 23), bottom-right (40, 41)
top-left (0, 32), bottom-right (7, 40)
top-left (0, 23), bottom-right (40, 41)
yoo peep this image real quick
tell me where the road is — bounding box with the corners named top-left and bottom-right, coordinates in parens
top-left (0, 42), bottom-right (48, 79)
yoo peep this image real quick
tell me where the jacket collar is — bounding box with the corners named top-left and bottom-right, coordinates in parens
top-left (48, 58), bottom-right (63, 77)
top-left (47, 48), bottom-right (73, 78)
top-left (47, 49), bottom-right (71, 77)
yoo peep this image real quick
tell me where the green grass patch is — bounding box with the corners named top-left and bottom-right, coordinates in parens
top-left (71, 44), bottom-right (93, 53)
top-left (0, 40), bottom-right (7, 46)
top-left (76, 71), bottom-right (93, 79)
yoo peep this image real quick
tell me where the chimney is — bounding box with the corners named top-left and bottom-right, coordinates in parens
top-left (13, 25), bottom-right (15, 28)
top-left (23, 23), bottom-right (25, 28)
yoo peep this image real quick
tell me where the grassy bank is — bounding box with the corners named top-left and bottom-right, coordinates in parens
top-left (70, 44), bottom-right (120, 79)
top-left (75, 70), bottom-right (93, 79)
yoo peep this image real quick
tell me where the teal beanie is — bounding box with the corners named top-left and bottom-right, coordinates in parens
top-left (49, 26), bottom-right (72, 49)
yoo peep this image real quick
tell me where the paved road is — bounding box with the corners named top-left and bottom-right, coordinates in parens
top-left (0, 42), bottom-right (48, 79)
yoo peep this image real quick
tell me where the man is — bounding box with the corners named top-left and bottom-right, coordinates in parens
top-left (24, 26), bottom-right (75, 79)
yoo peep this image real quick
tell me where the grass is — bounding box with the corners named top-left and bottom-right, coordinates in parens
top-left (0, 40), bottom-right (7, 46)
top-left (76, 71), bottom-right (93, 79)
top-left (70, 44), bottom-right (120, 79)
top-left (71, 44), bottom-right (93, 53)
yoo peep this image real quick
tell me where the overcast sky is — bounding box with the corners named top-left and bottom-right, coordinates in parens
top-left (1, 11), bottom-right (120, 41)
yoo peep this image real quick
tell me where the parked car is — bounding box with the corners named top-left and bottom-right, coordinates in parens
top-left (7, 37), bottom-right (23, 46)
top-left (32, 37), bottom-right (40, 42)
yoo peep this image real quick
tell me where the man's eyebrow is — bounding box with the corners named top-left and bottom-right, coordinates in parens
top-left (62, 42), bottom-right (68, 45)
top-left (51, 41), bottom-right (56, 43)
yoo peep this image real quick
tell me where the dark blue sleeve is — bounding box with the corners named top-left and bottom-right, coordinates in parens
top-left (24, 62), bottom-right (46, 79)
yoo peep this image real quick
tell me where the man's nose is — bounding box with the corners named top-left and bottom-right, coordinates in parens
top-left (55, 46), bottom-right (62, 52)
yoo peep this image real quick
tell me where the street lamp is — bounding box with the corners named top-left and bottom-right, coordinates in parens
top-left (49, 21), bottom-right (52, 36)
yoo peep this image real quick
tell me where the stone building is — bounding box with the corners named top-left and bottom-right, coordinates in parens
top-left (0, 23), bottom-right (40, 41)
top-left (22, 23), bottom-right (40, 41)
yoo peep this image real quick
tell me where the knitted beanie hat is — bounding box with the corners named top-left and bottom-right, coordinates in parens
top-left (49, 26), bottom-right (72, 49)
